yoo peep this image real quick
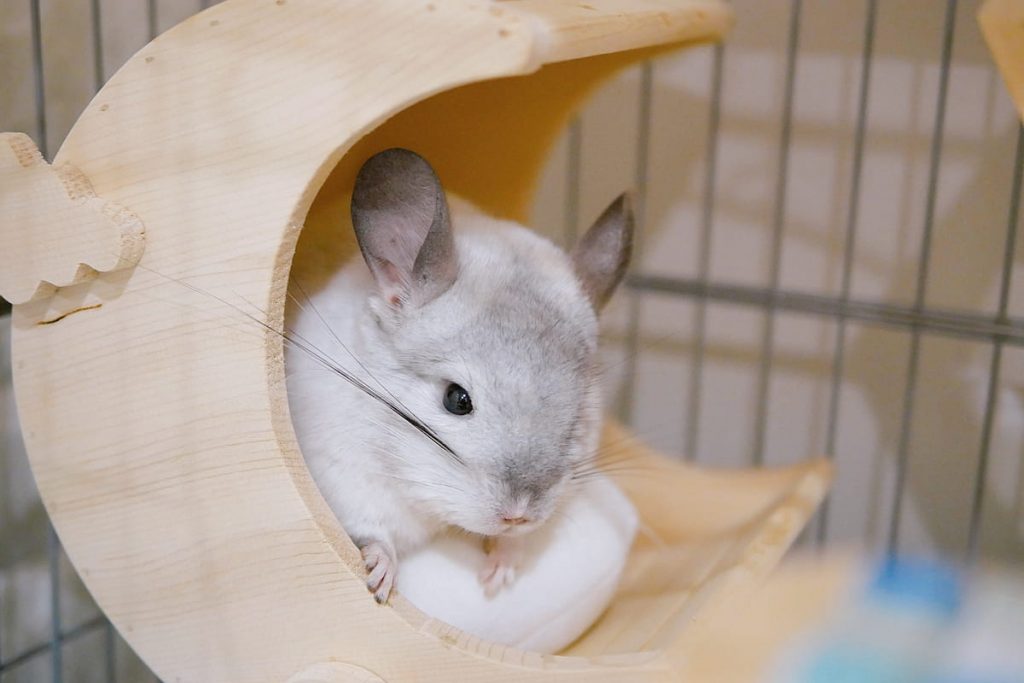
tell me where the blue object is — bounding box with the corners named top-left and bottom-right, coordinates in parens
top-left (775, 555), bottom-right (1023, 683)
top-left (800, 644), bottom-right (914, 683)
top-left (866, 555), bottom-right (964, 620)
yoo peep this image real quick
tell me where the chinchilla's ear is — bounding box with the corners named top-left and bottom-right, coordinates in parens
top-left (351, 148), bottom-right (458, 308)
top-left (571, 193), bottom-right (634, 311)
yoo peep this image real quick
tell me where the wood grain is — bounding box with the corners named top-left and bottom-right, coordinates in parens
top-left (511, 0), bottom-right (732, 64)
top-left (0, 132), bottom-right (144, 304)
top-left (979, 0), bottom-right (1024, 122)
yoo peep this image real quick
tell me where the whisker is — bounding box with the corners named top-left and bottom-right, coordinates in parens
top-left (133, 263), bottom-right (466, 467)
top-left (288, 278), bottom-right (418, 419)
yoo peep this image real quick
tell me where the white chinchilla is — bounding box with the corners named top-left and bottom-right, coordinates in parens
top-left (286, 148), bottom-right (632, 603)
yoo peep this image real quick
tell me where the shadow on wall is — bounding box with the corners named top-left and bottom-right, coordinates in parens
top-left (841, 121), bottom-right (1024, 563)
top-left (529, 0), bottom-right (1022, 563)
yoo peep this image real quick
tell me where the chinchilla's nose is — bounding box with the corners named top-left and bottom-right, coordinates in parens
top-left (501, 515), bottom-right (530, 526)
top-left (499, 497), bottom-right (531, 526)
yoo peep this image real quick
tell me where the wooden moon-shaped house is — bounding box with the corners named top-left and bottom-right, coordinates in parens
top-left (0, 2), bottom-right (832, 681)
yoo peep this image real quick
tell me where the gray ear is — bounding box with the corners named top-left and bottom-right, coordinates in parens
top-left (571, 193), bottom-right (634, 311)
top-left (351, 148), bottom-right (457, 308)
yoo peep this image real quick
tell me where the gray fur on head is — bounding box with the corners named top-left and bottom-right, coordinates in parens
top-left (287, 149), bottom-right (634, 603)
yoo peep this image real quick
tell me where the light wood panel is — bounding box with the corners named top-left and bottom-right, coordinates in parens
top-left (0, 132), bottom-right (144, 305)
top-left (980, 0), bottom-right (1024, 121)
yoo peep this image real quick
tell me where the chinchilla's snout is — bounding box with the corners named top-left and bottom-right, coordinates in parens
top-left (491, 460), bottom-right (569, 531)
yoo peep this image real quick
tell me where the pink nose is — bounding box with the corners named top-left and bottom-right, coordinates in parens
top-left (502, 516), bottom-right (530, 526)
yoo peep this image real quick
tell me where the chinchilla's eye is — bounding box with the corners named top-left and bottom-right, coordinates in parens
top-left (443, 383), bottom-right (473, 416)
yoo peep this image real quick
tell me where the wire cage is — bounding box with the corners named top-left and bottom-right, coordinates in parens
top-left (1, 0), bottom-right (1021, 681)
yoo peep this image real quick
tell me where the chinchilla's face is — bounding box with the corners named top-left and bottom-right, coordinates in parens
top-left (350, 149), bottom-right (633, 537)
top-left (373, 226), bottom-right (604, 537)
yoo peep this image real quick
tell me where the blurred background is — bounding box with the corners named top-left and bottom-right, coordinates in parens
top-left (2, 0), bottom-right (1022, 680)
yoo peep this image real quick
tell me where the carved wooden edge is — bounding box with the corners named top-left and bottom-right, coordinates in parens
top-left (979, 0), bottom-right (1024, 122)
top-left (0, 132), bottom-right (145, 304)
top-left (287, 662), bottom-right (387, 683)
top-left (510, 0), bottom-right (734, 65)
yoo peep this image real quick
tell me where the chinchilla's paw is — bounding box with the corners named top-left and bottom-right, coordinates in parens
top-left (360, 540), bottom-right (397, 604)
top-left (478, 534), bottom-right (524, 598)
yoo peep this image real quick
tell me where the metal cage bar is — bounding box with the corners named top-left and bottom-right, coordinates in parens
top-left (816, 0), bottom-right (878, 547)
top-left (48, 526), bottom-right (62, 683)
top-left (0, 1), bottom-right (122, 679)
top-left (888, 0), bottom-right (958, 555)
top-left (684, 42), bottom-right (725, 463)
top-left (30, 0), bottom-right (47, 160)
top-left (966, 123), bottom-right (1024, 562)
top-left (564, 117), bottom-right (583, 247)
top-left (147, 0), bottom-right (158, 42)
top-left (90, 0), bottom-right (104, 90)
top-left (619, 61), bottom-right (655, 423)
top-left (626, 276), bottom-right (1024, 347)
top-left (0, 617), bottom-right (108, 678)
top-left (751, 0), bottom-right (803, 467)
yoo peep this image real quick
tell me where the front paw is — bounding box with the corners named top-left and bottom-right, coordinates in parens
top-left (478, 535), bottom-right (524, 597)
top-left (360, 541), bottom-right (397, 604)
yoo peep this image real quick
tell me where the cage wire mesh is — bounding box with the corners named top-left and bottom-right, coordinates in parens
top-left (2, 0), bottom-right (1023, 681)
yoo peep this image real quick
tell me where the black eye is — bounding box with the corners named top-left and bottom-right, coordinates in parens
top-left (443, 383), bottom-right (473, 415)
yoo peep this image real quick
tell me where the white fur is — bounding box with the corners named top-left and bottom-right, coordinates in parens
top-left (286, 197), bottom-right (607, 596)
top-left (397, 473), bottom-right (637, 654)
